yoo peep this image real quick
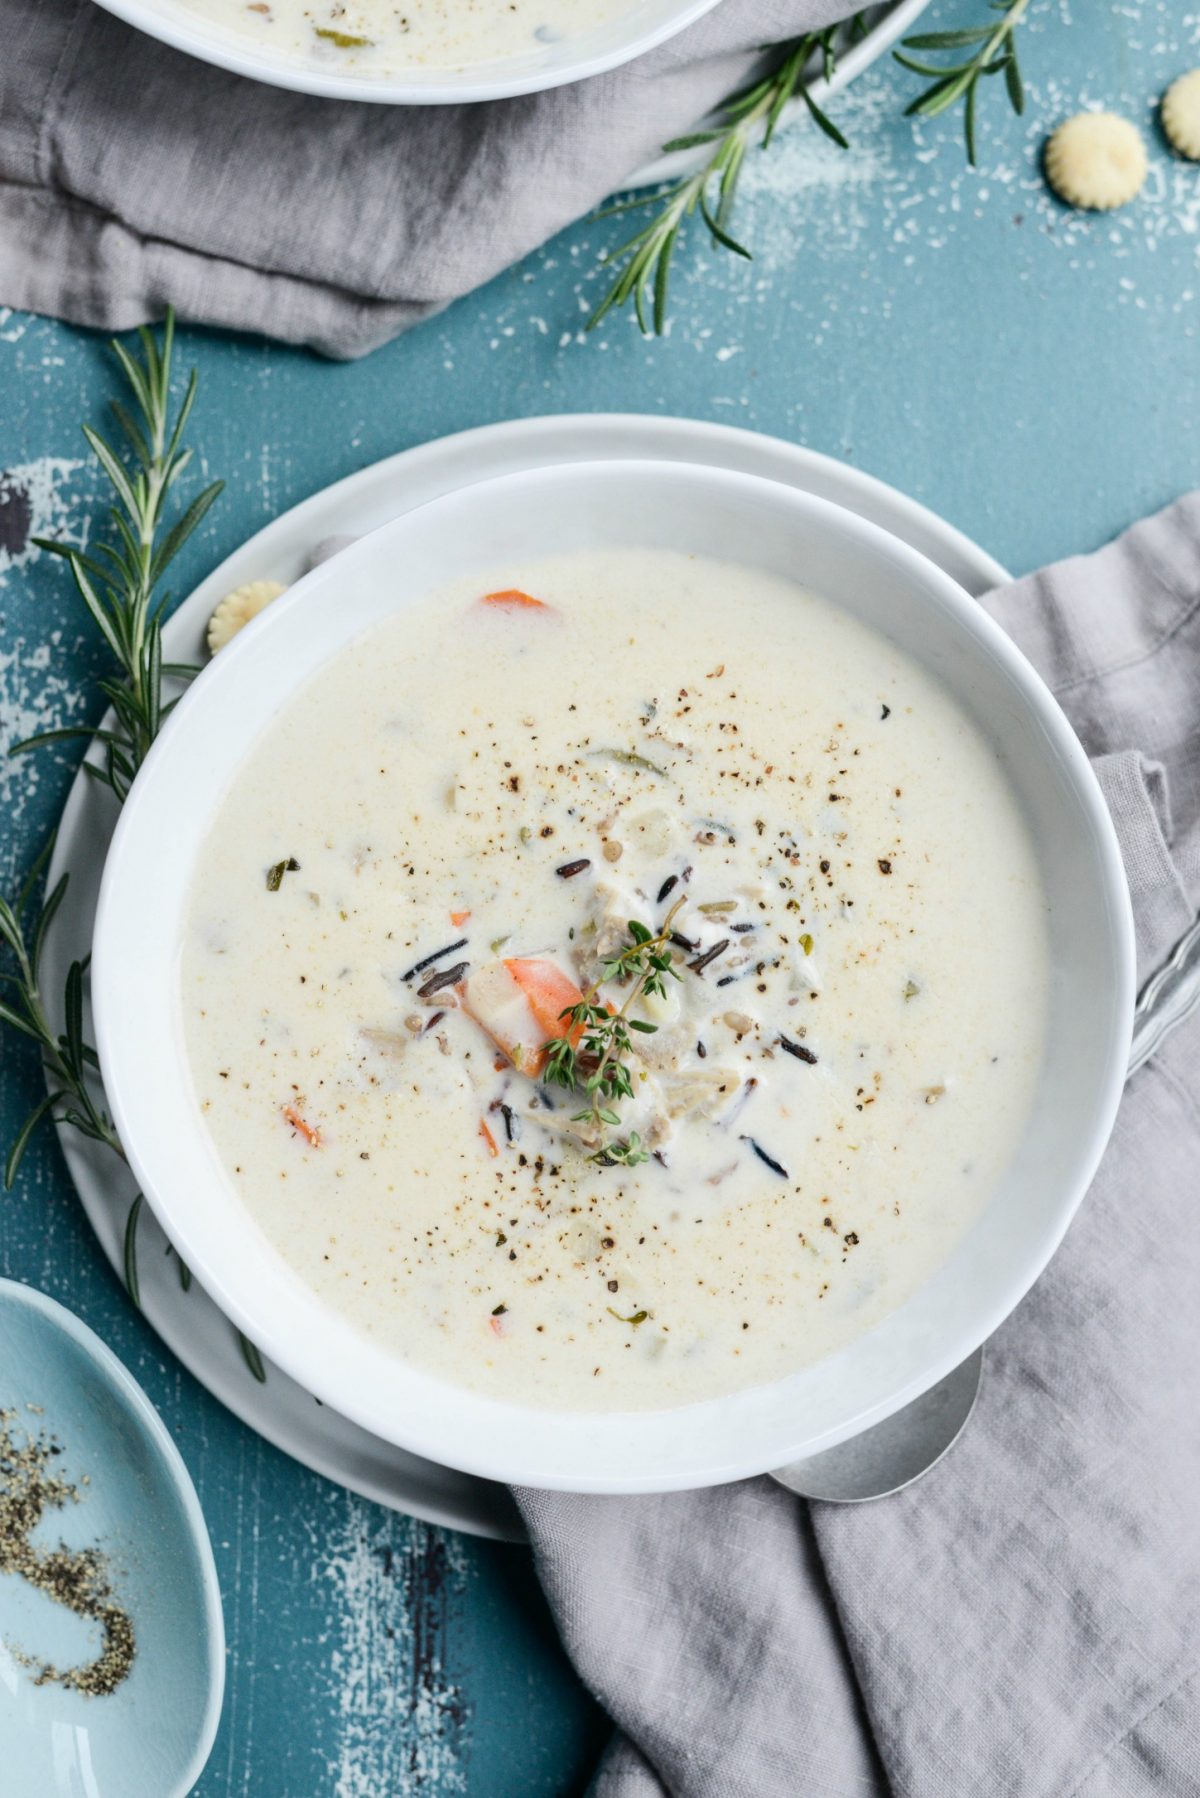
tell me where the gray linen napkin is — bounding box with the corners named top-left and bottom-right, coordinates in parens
top-left (517, 493), bottom-right (1200, 1798)
top-left (0, 0), bottom-right (849, 357)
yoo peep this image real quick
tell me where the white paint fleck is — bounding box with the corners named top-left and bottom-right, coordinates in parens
top-left (0, 458), bottom-right (97, 821)
top-left (316, 1497), bottom-right (470, 1798)
top-left (0, 630), bottom-right (88, 820)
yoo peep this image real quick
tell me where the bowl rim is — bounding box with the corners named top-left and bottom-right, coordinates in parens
top-left (92, 459), bottom-right (1136, 1491)
top-left (89, 0), bottom-right (724, 104)
top-left (0, 1277), bottom-right (226, 1795)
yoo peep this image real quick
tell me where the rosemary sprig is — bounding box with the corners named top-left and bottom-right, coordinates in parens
top-left (587, 1), bottom-right (1035, 334)
top-left (543, 902), bottom-right (686, 1162)
top-left (2, 317), bottom-right (264, 1377)
top-left (893, 0), bottom-right (1030, 167)
top-left (0, 835), bottom-right (152, 1307)
top-left (239, 1333), bottom-right (268, 1383)
top-left (13, 310), bottom-right (222, 799)
top-left (588, 20), bottom-right (864, 335)
top-left (3, 312), bottom-right (217, 1302)
top-left (0, 834), bottom-right (123, 1178)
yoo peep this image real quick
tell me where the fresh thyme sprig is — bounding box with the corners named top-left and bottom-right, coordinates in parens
top-left (893, 0), bottom-right (1030, 167)
top-left (13, 311), bottom-right (222, 799)
top-left (2, 317), bottom-right (266, 1381)
top-left (542, 901), bottom-right (687, 1162)
top-left (588, 21), bottom-right (865, 335)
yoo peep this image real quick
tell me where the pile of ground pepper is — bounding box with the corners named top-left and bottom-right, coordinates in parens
top-left (0, 1408), bottom-right (136, 1698)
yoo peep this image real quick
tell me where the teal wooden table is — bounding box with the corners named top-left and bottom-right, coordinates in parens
top-left (2, 3), bottom-right (1197, 1790)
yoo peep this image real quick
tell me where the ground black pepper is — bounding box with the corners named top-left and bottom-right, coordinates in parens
top-left (0, 1410), bottom-right (136, 1699)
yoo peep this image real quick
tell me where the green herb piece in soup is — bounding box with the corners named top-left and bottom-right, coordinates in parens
top-left (590, 748), bottom-right (667, 778)
top-left (606, 1307), bottom-right (649, 1326)
top-left (541, 903), bottom-right (686, 1156)
top-left (593, 1132), bottom-right (651, 1168)
top-left (314, 26), bottom-right (373, 46)
top-left (266, 856), bottom-right (300, 892)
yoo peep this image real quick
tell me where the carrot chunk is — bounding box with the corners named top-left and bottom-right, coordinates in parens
top-left (503, 957), bottom-right (585, 1045)
top-left (480, 589), bottom-right (548, 610)
top-left (459, 956), bottom-right (586, 1077)
top-left (282, 1104), bottom-right (321, 1147)
top-left (479, 1118), bottom-right (499, 1157)
top-left (450, 909), bottom-right (472, 928)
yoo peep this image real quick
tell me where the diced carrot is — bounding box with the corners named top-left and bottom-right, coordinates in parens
top-left (479, 1118), bottom-right (499, 1157)
top-left (480, 589), bottom-right (548, 610)
top-left (282, 1104), bottom-right (321, 1147)
top-left (503, 957), bottom-right (585, 1045)
top-left (450, 909), bottom-right (472, 928)
top-left (459, 956), bottom-right (587, 1078)
top-left (487, 1315), bottom-right (506, 1337)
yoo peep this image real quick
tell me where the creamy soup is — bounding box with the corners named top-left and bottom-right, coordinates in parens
top-left (178, 0), bottom-right (628, 72)
top-left (182, 549), bottom-right (1049, 1412)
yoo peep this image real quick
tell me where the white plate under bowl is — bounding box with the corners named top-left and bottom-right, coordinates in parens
top-left (91, 456), bottom-right (1134, 1493)
top-left (41, 416), bottom-right (1017, 1535)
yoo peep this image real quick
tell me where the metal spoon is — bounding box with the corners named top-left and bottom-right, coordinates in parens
top-left (769, 1346), bottom-right (984, 1503)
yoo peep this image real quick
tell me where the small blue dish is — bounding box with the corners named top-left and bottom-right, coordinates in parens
top-left (0, 1279), bottom-right (224, 1796)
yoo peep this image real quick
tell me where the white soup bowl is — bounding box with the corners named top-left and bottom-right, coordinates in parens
top-left (93, 460), bottom-right (1134, 1492)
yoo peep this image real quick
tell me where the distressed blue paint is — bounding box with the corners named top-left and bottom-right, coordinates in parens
top-left (1, 1), bottom-right (1198, 1789)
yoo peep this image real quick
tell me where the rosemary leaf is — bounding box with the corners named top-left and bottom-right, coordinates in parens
top-left (124, 1194), bottom-right (144, 1309)
top-left (800, 86), bottom-right (850, 150)
top-left (4, 1091), bottom-right (65, 1191)
top-left (902, 27), bottom-right (994, 48)
top-left (239, 1333), bottom-right (268, 1382)
top-left (10, 725), bottom-right (124, 756)
top-left (699, 193), bottom-right (751, 259)
top-left (64, 960), bottom-right (85, 1076)
top-left (661, 131), bottom-right (724, 151)
top-left (31, 875), bottom-right (68, 981)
